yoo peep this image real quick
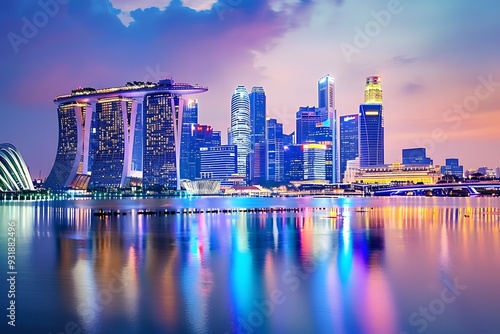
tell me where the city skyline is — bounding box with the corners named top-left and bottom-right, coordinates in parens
top-left (1, 0), bottom-right (500, 177)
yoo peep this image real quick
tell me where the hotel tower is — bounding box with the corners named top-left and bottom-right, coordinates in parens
top-left (45, 79), bottom-right (208, 191)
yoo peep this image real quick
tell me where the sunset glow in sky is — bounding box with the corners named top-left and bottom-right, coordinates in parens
top-left (1, 0), bottom-right (499, 177)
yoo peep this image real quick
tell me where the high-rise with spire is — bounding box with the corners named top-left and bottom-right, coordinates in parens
top-left (359, 76), bottom-right (384, 167)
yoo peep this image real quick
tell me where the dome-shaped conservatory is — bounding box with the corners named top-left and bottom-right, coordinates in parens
top-left (0, 143), bottom-right (34, 192)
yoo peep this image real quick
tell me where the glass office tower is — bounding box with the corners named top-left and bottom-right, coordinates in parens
top-left (266, 118), bottom-right (284, 182)
top-left (340, 114), bottom-right (359, 181)
top-left (229, 86), bottom-right (251, 175)
top-left (359, 104), bottom-right (384, 167)
top-left (249, 87), bottom-right (266, 151)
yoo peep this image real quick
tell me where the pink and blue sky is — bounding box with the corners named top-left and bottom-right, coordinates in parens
top-left (1, 0), bottom-right (499, 177)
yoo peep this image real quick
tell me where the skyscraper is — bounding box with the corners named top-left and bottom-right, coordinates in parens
top-left (89, 97), bottom-right (138, 189)
top-left (183, 99), bottom-right (198, 124)
top-left (180, 99), bottom-right (199, 179)
top-left (318, 75), bottom-right (335, 119)
top-left (266, 118), bottom-right (284, 182)
top-left (142, 93), bottom-right (180, 190)
top-left (284, 145), bottom-right (303, 182)
top-left (318, 75), bottom-right (338, 183)
top-left (313, 119), bottom-right (333, 183)
top-left (249, 142), bottom-right (266, 185)
top-left (340, 114), bottom-right (359, 182)
top-left (45, 102), bottom-right (91, 189)
top-left (229, 86), bottom-right (251, 175)
top-left (303, 144), bottom-right (327, 181)
top-left (296, 106), bottom-right (321, 144)
top-left (182, 124), bottom-right (216, 180)
top-left (249, 87), bottom-right (266, 151)
top-left (359, 76), bottom-right (384, 167)
top-left (364, 76), bottom-right (383, 104)
top-left (359, 104), bottom-right (384, 167)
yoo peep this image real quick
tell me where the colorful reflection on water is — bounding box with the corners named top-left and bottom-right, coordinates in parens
top-left (1, 197), bottom-right (500, 334)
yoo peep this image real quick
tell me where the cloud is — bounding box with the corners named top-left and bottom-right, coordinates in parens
top-left (393, 55), bottom-right (419, 65)
top-left (109, 0), bottom-right (220, 25)
top-left (402, 81), bottom-right (424, 94)
top-left (182, 0), bottom-right (219, 11)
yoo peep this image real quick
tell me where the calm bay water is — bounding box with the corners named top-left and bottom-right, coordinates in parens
top-left (1, 197), bottom-right (500, 334)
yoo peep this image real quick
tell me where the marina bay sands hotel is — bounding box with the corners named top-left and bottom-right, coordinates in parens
top-left (44, 78), bottom-right (208, 191)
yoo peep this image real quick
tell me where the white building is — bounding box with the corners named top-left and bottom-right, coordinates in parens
top-left (229, 86), bottom-right (251, 175)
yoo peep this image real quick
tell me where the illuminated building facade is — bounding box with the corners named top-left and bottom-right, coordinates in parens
top-left (249, 87), bottom-right (266, 151)
top-left (340, 114), bottom-right (359, 181)
top-left (318, 74), bottom-right (338, 183)
top-left (311, 119), bottom-right (333, 183)
top-left (45, 79), bottom-right (208, 191)
top-left (296, 106), bottom-right (321, 144)
top-left (89, 97), bottom-right (138, 189)
top-left (44, 102), bottom-right (92, 189)
top-left (182, 124), bottom-right (216, 180)
top-left (180, 179), bottom-right (220, 195)
top-left (0, 143), bottom-right (34, 192)
top-left (284, 145), bottom-right (303, 182)
top-left (318, 74), bottom-right (336, 126)
top-left (180, 100), bottom-right (199, 179)
top-left (303, 144), bottom-right (327, 182)
top-left (199, 145), bottom-right (237, 180)
top-left (142, 93), bottom-right (179, 190)
top-left (229, 86), bottom-right (251, 175)
top-left (131, 103), bottom-right (143, 173)
top-left (249, 142), bottom-right (266, 185)
top-left (364, 76), bottom-right (383, 104)
top-left (359, 76), bottom-right (384, 167)
top-left (266, 118), bottom-right (284, 182)
top-left (354, 162), bottom-right (441, 184)
top-left (359, 104), bottom-right (384, 167)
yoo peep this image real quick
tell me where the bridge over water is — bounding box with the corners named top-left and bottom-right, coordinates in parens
top-left (372, 182), bottom-right (500, 197)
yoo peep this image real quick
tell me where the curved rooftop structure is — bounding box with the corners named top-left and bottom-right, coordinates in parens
top-left (0, 143), bottom-right (34, 192)
top-left (55, 78), bottom-right (208, 104)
